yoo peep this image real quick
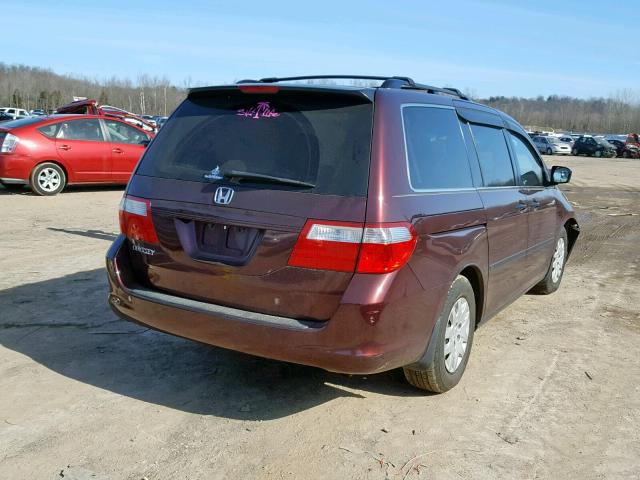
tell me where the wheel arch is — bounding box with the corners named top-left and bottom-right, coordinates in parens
top-left (407, 264), bottom-right (485, 371)
top-left (31, 160), bottom-right (71, 183)
top-left (564, 218), bottom-right (580, 257)
top-left (459, 265), bottom-right (485, 327)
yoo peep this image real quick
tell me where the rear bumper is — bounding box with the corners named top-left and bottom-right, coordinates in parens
top-left (106, 235), bottom-right (432, 374)
top-left (0, 154), bottom-right (32, 181)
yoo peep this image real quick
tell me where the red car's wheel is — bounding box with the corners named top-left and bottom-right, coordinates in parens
top-left (29, 162), bottom-right (67, 196)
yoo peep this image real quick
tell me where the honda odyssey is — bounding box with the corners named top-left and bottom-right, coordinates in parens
top-left (106, 75), bottom-right (579, 392)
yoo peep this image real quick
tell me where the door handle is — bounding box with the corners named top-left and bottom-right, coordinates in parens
top-left (58, 145), bottom-right (71, 151)
top-left (112, 148), bottom-right (124, 154)
top-left (516, 200), bottom-right (528, 211)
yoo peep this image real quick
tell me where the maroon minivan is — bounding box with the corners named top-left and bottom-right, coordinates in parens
top-left (106, 76), bottom-right (579, 392)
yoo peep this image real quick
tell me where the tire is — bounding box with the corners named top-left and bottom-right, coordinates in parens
top-left (29, 162), bottom-right (66, 196)
top-left (530, 229), bottom-right (568, 295)
top-left (623, 151), bottom-right (629, 158)
top-left (403, 275), bottom-right (476, 393)
top-left (594, 150), bottom-right (602, 158)
top-left (1, 182), bottom-right (24, 191)
top-left (546, 147), bottom-right (553, 155)
top-left (571, 148), bottom-right (578, 155)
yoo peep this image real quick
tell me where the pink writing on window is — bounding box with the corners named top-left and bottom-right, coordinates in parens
top-left (237, 102), bottom-right (280, 119)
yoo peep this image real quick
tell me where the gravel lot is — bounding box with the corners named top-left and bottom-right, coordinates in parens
top-left (1, 156), bottom-right (639, 480)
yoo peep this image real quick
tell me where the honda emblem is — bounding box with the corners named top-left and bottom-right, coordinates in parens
top-left (214, 186), bottom-right (234, 205)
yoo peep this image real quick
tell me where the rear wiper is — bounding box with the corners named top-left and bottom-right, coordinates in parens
top-left (222, 170), bottom-right (315, 188)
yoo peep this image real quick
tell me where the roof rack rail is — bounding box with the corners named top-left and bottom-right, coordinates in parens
top-left (236, 75), bottom-right (469, 100)
top-left (405, 83), bottom-right (469, 101)
top-left (252, 75), bottom-right (416, 85)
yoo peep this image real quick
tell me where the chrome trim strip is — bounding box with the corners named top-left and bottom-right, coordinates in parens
top-left (392, 188), bottom-right (478, 197)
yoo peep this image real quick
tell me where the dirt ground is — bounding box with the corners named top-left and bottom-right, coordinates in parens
top-left (1, 156), bottom-right (639, 480)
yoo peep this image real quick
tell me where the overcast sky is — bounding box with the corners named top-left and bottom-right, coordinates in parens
top-left (5, 0), bottom-right (637, 98)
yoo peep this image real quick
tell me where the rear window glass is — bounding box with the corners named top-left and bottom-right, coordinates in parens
top-left (402, 106), bottom-right (473, 190)
top-left (469, 124), bottom-right (516, 187)
top-left (1, 117), bottom-right (46, 129)
top-left (137, 90), bottom-right (374, 196)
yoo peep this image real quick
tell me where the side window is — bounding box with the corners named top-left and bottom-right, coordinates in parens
top-left (469, 124), bottom-right (515, 187)
top-left (59, 119), bottom-right (105, 141)
top-left (402, 106), bottom-right (473, 190)
top-left (105, 120), bottom-right (149, 145)
top-left (38, 123), bottom-right (61, 138)
top-left (508, 132), bottom-right (544, 187)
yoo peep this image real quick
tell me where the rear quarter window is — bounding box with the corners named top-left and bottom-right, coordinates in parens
top-left (402, 105), bottom-right (474, 190)
top-left (38, 123), bottom-right (60, 138)
top-left (136, 91), bottom-right (374, 196)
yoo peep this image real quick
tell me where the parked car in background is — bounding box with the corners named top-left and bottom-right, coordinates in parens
top-left (532, 135), bottom-right (572, 155)
top-left (29, 109), bottom-right (47, 116)
top-left (0, 108), bottom-right (30, 119)
top-left (107, 75), bottom-right (579, 394)
top-left (626, 133), bottom-right (640, 147)
top-left (56, 99), bottom-right (157, 133)
top-left (155, 116), bottom-right (169, 129)
top-left (607, 139), bottom-right (640, 158)
top-left (140, 114), bottom-right (158, 128)
top-left (557, 135), bottom-right (574, 146)
top-left (571, 135), bottom-right (616, 157)
top-left (0, 114), bottom-right (152, 195)
top-left (0, 111), bottom-right (13, 123)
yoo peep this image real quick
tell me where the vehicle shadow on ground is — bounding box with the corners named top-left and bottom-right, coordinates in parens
top-left (0, 184), bottom-right (125, 195)
top-left (47, 227), bottom-right (118, 242)
top-left (0, 269), bottom-right (427, 421)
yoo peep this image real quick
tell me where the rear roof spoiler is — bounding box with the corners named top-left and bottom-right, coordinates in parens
top-left (188, 83), bottom-right (377, 101)
top-left (190, 75), bottom-right (470, 101)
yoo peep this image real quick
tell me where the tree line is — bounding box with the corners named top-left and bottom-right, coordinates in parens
top-left (480, 92), bottom-right (640, 134)
top-left (0, 63), bottom-right (185, 116)
top-left (1, 63), bottom-right (639, 133)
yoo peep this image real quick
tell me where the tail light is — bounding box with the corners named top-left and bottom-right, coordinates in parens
top-left (357, 223), bottom-right (417, 273)
top-left (0, 133), bottom-right (19, 153)
top-left (119, 195), bottom-right (159, 244)
top-left (288, 220), bottom-right (417, 274)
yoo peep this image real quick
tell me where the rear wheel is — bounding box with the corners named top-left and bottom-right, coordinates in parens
top-left (623, 151), bottom-right (629, 158)
top-left (546, 147), bottom-right (553, 155)
top-left (571, 148), bottom-right (578, 155)
top-left (30, 162), bottom-right (66, 196)
top-left (403, 275), bottom-right (476, 393)
top-left (530, 229), bottom-right (568, 295)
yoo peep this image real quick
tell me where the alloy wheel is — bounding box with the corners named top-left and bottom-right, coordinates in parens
top-left (37, 168), bottom-right (61, 193)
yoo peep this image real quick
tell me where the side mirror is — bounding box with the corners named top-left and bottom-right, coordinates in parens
top-left (551, 165), bottom-right (571, 184)
top-left (140, 139), bottom-right (150, 147)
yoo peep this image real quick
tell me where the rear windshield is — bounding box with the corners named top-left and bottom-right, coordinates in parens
top-left (136, 90), bottom-right (374, 196)
top-left (0, 117), bottom-right (46, 129)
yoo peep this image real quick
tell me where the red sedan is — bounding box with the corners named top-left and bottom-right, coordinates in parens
top-left (0, 114), bottom-right (152, 195)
